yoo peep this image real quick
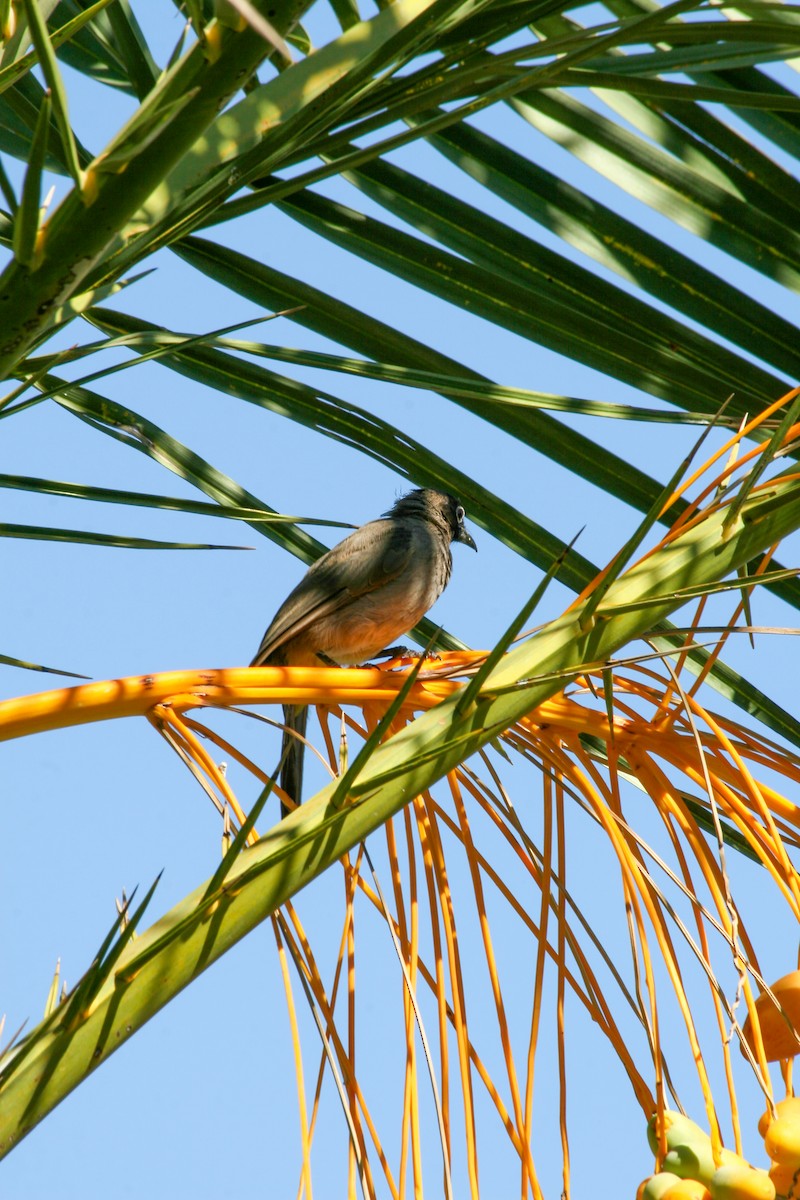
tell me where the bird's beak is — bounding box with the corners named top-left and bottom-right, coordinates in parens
top-left (458, 526), bottom-right (478, 552)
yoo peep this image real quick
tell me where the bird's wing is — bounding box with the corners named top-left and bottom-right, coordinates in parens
top-left (251, 518), bottom-right (415, 665)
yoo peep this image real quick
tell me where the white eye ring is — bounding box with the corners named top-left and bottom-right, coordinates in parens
top-left (456, 505), bottom-right (465, 524)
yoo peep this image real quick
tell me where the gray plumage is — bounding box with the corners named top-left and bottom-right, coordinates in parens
top-left (251, 488), bottom-right (477, 812)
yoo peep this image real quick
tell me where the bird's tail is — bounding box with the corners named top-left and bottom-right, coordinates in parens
top-left (280, 703), bottom-right (308, 818)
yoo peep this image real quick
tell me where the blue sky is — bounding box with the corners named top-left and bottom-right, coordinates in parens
top-left (2, 5), bottom-right (800, 1198)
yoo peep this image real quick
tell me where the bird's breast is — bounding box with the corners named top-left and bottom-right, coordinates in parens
top-left (315, 549), bottom-right (451, 665)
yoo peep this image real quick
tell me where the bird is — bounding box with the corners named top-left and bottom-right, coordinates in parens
top-left (251, 488), bottom-right (477, 814)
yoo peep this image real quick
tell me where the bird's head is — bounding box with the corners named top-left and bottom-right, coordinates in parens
top-left (388, 488), bottom-right (478, 551)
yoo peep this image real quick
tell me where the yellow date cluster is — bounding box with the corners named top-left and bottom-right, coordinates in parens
top-left (638, 1106), bottom-right (800, 1200)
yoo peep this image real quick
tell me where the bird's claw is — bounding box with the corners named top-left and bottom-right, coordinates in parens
top-left (373, 644), bottom-right (441, 663)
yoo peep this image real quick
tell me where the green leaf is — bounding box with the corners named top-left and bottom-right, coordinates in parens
top-left (85, 304), bottom-right (598, 590)
top-left (0, 522), bottom-right (252, 550)
top-left (172, 236), bottom-right (800, 623)
top-left (31, 371), bottom-right (347, 566)
top-left (0, 472), bottom-right (357, 527)
top-left (104, 1), bottom-right (159, 99)
top-left (0, 0), bottom-right (118, 97)
top-left (0, 0), bottom-right (308, 375)
top-left (552, 69), bottom-right (800, 102)
top-left (0, 651), bottom-right (89, 678)
top-left (11, 88), bottom-right (50, 266)
top-left (177, 339), bottom-right (744, 424)
top-left (279, 180), bottom-right (785, 412)
top-left (510, 89), bottom-right (800, 293)
top-left (424, 119), bottom-right (800, 380)
top-left (327, 0), bottom-right (360, 31)
top-left (20, 0), bottom-right (83, 186)
top-left (25, 270), bottom-right (156, 354)
top-left (285, 21), bottom-right (311, 53)
top-left (8, 309), bottom-right (298, 410)
top-left (82, 0), bottom-right (512, 280)
top-left (0, 156), bottom-right (16, 210)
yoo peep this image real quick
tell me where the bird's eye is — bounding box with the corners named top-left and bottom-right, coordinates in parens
top-left (456, 505), bottom-right (465, 524)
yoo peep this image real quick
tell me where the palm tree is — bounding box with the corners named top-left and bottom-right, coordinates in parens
top-left (2, 1), bottom-right (800, 1195)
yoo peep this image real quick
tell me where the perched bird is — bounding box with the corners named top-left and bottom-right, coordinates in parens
top-left (251, 488), bottom-right (477, 813)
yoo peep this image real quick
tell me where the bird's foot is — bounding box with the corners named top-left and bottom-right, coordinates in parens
top-left (372, 644), bottom-right (441, 664)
